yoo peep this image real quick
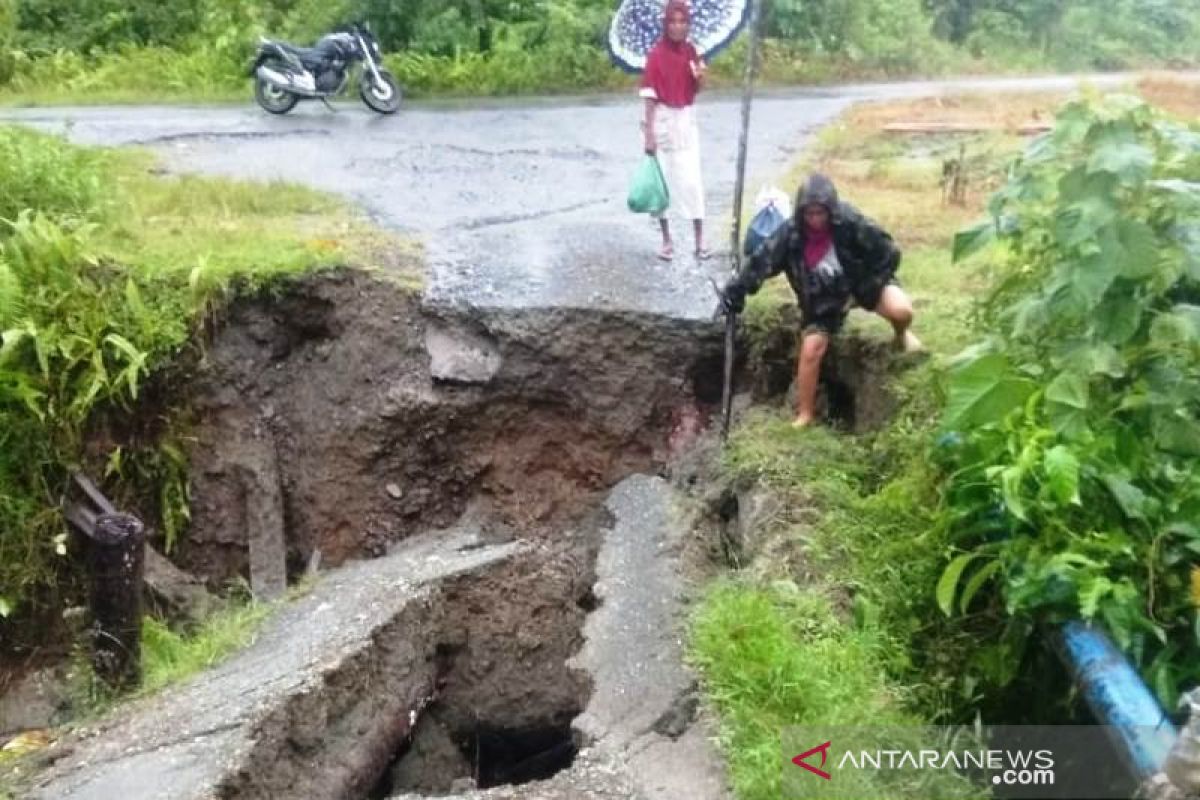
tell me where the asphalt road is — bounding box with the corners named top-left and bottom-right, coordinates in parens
top-left (0, 73), bottom-right (1152, 318)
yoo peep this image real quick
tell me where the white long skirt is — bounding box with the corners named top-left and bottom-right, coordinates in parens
top-left (653, 104), bottom-right (705, 222)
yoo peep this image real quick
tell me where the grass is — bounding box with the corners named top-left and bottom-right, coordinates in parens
top-left (67, 599), bottom-right (274, 714)
top-left (98, 148), bottom-right (417, 285)
top-left (141, 602), bottom-right (272, 693)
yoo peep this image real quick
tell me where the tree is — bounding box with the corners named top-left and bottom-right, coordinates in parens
top-left (0, 0), bottom-right (15, 85)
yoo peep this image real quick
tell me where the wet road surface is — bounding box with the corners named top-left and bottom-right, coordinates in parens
top-left (0, 74), bottom-right (1152, 318)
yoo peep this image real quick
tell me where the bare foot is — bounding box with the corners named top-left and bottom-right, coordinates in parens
top-left (895, 330), bottom-right (924, 353)
top-left (791, 414), bottom-right (814, 429)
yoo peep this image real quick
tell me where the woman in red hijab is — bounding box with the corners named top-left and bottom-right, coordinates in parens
top-left (640, 1), bottom-right (708, 262)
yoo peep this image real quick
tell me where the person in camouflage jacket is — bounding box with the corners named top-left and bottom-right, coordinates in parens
top-left (722, 173), bottom-right (922, 427)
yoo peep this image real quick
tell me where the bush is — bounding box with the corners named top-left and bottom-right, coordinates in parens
top-left (940, 96), bottom-right (1200, 706)
top-left (15, 0), bottom-right (204, 53)
top-left (0, 125), bottom-right (108, 222)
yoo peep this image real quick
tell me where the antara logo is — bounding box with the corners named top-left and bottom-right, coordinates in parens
top-left (792, 740), bottom-right (833, 780)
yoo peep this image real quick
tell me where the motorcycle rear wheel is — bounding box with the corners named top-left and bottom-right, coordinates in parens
top-left (360, 71), bottom-right (402, 115)
top-left (255, 78), bottom-right (299, 115)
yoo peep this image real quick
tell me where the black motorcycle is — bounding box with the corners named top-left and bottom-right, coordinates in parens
top-left (249, 24), bottom-right (402, 115)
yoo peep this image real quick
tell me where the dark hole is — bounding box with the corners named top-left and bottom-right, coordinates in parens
top-left (822, 378), bottom-right (856, 430)
top-left (690, 354), bottom-right (727, 405)
top-left (717, 490), bottom-right (739, 523)
top-left (716, 490), bottom-right (743, 569)
top-left (469, 724), bottom-right (578, 788)
top-left (375, 719), bottom-right (578, 796)
top-left (576, 587), bottom-right (600, 612)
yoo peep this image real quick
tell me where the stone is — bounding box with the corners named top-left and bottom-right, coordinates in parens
top-left (424, 324), bottom-right (502, 385)
top-left (390, 714), bottom-right (472, 793)
top-left (0, 667), bottom-right (72, 736)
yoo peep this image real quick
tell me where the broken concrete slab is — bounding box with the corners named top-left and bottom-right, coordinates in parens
top-left (238, 428), bottom-right (287, 601)
top-left (571, 474), bottom-right (729, 800)
top-left (25, 530), bottom-right (522, 800)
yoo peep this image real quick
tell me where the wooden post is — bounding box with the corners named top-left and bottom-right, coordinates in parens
top-left (85, 512), bottom-right (145, 689)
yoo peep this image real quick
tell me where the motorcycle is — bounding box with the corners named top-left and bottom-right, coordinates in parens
top-left (248, 23), bottom-right (402, 115)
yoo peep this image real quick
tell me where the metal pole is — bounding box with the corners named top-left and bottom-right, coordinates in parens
top-left (721, 0), bottom-right (764, 440)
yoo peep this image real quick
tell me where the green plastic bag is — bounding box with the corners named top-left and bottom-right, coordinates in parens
top-left (627, 155), bottom-right (669, 215)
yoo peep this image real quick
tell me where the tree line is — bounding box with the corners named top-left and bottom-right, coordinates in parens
top-left (3, 0), bottom-right (1199, 78)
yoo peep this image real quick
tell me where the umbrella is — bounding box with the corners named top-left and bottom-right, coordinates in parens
top-left (607, 0), bottom-right (752, 73)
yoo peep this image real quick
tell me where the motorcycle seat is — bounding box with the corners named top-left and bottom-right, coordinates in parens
top-left (264, 40), bottom-right (328, 69)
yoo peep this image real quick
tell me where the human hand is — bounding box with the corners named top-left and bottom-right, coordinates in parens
top-left (720, 282), bottom-right (746, 314)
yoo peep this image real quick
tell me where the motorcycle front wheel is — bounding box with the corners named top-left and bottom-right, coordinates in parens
top-left (255, 78), bottom-right (299, 115)
top-left (360, 70), bottom-right (402, 115)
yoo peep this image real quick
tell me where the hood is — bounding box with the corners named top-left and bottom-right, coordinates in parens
top-left (794, 173), bottom-right (840, 221)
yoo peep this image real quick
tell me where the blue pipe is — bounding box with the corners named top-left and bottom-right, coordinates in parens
top-left (1056, 620), bottom-right (1179, 781)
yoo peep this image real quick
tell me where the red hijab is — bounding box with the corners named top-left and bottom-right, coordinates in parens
top-left (803, 223), bottom-right (833, 270)
top-left (640, 2), bottom-right (701, 109)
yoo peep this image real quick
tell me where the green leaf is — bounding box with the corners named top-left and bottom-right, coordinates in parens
top-left (1055, 168), bottom-right (1119, 246)
top-left (1095, 290), bottom-right (1143, 345)
top-left (944, 353), bottom-right (1036, 429)
top-left (952, 220), bottom-right (996, 263)
top-left (1046, 371), bottom-right (1088, 410)
top-left (1070, 253), bottom-right (1119, 310)
top-left (960, 560), bottom-right (1002, 614)
top-left (0, 597), bottom-right (10, 617)
top-left (1065, 343), bottom-right (1125, 378)
top-left (937, 553), bottom-right (979, 616)
top-left (1001, 465), bottom-right (1029, 522)
top-left (1150, 179), bottom-right (1200, 206)
top-left (1047, 404), bottom-right (1089, 439)
top-left (1043, 445), bottom-right (1081, 505)
top-left (1150, 305), bottom-right (1200, 347)
top-left (1112, 220), bottom-right (1160, 280)
top-left (1171, 225), bottom-right (1200, 282)
top-left (1088, 140), bottom-right (1154, 184)
top-left (1102, 475), bottom-right (1149, 521)
top-left (1152, 410), bottom-right (1200, 457)
top-left (1079, 576), bottom-right (1113, 618)
top-left (124, 278), bottom-right (146, 319)
top-left (0, 327), bottom-right (28, 365)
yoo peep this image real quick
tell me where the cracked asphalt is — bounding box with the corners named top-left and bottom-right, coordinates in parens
top-left (0, 73), bottom-right (1151, 317)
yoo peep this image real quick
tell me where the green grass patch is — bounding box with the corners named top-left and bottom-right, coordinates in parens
top-left (691, 582), bottom-right (983, 800)
top-left (140, 602), bottom-right (271, 692)
top-left (66, 599), bottom-right (274, 716)
top-left (100, 150), bottom-right (376, 282)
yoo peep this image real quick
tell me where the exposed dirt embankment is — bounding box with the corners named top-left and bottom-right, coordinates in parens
top-left (181, 268), bottom-right (726, 589)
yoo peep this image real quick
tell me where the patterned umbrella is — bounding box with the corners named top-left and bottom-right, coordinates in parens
top-left (607, 0), bottom-right (752, 73)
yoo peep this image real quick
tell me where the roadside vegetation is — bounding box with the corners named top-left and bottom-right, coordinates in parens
top-left (690, 78), bottom-right (1200, 799)
top-left (0, 123), bottom-right (407, 627)
top-left (3, 0), bottom-right (1200, 105)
